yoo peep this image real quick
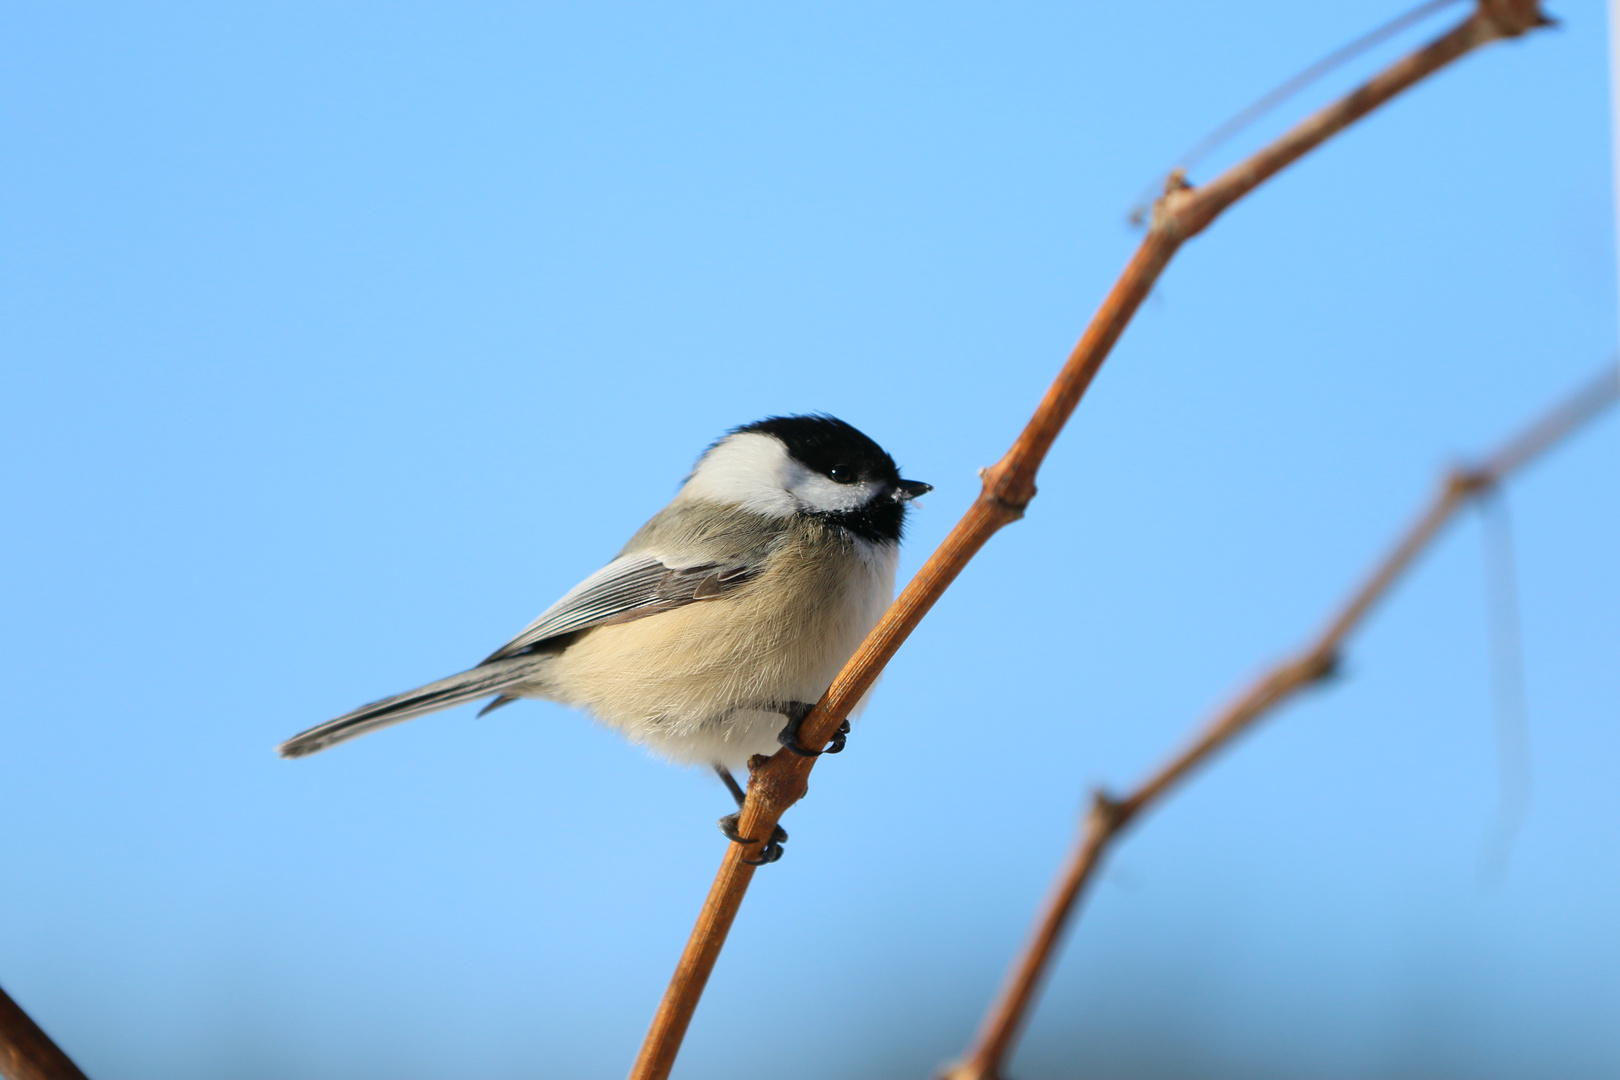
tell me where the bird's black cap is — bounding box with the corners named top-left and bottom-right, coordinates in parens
top-left (735, 414), bottom-right (901, 486)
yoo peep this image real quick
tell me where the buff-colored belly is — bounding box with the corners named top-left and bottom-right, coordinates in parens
top-left (538, 535), bottom-right (895, 766)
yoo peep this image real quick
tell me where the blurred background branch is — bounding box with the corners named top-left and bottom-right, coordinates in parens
top-left (942, 364), bottom-right (1619, 1080)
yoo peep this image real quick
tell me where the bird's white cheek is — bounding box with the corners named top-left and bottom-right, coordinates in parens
top-left (679, 433), bottom-right (799, 517)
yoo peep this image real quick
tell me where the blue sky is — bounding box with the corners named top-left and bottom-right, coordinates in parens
top-left (2, 3), bottom-right (1616, 1078)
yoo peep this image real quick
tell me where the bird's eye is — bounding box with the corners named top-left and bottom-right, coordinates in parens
top-left (828, 464), bottom-right (855, 484)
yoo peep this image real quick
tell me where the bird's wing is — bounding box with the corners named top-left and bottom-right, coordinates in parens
top-left (480, 552), bottom-right (760, 663)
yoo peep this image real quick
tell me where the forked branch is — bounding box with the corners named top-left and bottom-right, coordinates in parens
top-left (942, 365), bottom-right (1619, 1080)
top-left (627, 4), bottom-right (1549, 1078)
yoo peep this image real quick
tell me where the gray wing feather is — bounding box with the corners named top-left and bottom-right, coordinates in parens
top-left (480, 553), bottom-right (758, 663)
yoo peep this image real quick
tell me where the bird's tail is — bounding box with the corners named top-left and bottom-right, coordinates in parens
top-left (278, 655), bottom-right (553, 759)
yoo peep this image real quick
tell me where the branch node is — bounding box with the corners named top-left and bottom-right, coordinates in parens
top-left (1446, 465), bottom-right (1495, 500)
top-left (1477, 0), bottom-right (1553, 38)
top-left (1302, 648), bottom-right (1341, 685)
top-left (1149, 174), bottom-right (1202, 239)
top-left (979, 467), bottom-right (1035, 521)
top-left (1087, 788), bottom-right (1129, 832)
top-left (988, 491), bottom-right (1031, 521)
top-left (747, 754), bottom-right (809, 811)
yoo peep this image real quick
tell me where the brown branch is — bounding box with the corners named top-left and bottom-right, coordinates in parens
top-left (941, 364), bottom-right (1619, 1080)
top-left (626, 4), bottom-right (1549, 1078)
top-left (0, 985), bottom-right (89, 1080)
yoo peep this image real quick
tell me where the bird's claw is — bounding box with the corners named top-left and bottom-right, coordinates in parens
top-left (777, 704), bottom-right (851, 757)
top-left (743, 842), bottom-right (784, 866)
top-left (718, 812), bottom-right (787, 864)
top-left (825, 718), bottom-right (849, 754)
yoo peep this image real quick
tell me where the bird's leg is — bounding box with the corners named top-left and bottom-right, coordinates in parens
top-left (716, 764), bottom-right (747, 808)
top-left (776, 701), bottom-right (850, 757)
top-left (714, 764), bottom-right (786, 864)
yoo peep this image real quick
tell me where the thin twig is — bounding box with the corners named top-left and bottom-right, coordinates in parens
top-left (941, 365), bottom-right (1619, 1080)
top-left (0, 984), bottom-right (89, 1080)
top-left (1126, 0), bottom-right (1468, 224)
top-left (626, 4), bottom-right (1549, 1078)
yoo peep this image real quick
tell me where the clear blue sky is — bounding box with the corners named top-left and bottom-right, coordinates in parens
top-left (2, 3), bottom-right (1615, 1078)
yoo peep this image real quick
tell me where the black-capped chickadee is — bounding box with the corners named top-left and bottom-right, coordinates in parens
top-left (279, 415), bottom-right (929, 861)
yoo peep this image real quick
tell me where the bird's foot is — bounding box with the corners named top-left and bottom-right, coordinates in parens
top-left (717, 813), bottom-right (787, 864)
top-left (777, 702), bottom-right (850, 757)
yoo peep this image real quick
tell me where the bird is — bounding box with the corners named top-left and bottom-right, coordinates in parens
top-left (278, 414), bottom-right (930, 862)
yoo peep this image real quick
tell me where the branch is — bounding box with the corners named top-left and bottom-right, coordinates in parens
top-left (0, 985), bottom-right (89, 1080)
top-left (627, 5), bottom-right (1550, 1077)
top-left (941, 364), bottom-right (1619, 1080)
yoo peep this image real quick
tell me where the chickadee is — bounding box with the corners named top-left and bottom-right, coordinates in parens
top-left (279, 414), bottom-right (929, 862)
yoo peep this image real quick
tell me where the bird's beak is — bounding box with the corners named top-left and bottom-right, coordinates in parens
top-left (893, 479), bottom-right (932, 502)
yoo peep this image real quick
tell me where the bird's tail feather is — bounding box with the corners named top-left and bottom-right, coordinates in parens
top-left (278, 656), bottom-right (551, 759)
